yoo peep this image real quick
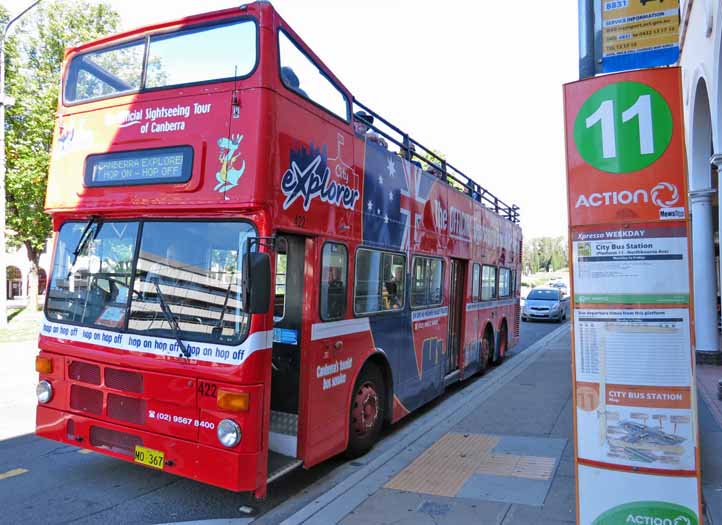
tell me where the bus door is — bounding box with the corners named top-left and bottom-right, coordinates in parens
top-left (268, 233), bottom-right (306, 475)
top-left (446, 258), bottom-right (466, 380)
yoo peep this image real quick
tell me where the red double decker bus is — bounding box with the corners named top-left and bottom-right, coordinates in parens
top-left (35, 2), bottom-right (522, 498)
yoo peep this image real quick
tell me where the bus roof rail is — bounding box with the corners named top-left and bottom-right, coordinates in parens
top-left (352, 99), bottom-right (520, 224)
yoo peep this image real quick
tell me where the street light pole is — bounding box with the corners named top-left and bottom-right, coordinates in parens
top-left (0, 0), bottom-right (41, 327)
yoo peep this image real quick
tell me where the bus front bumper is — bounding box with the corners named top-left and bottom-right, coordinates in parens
top-left (36, 406), bottom-right (264, 493)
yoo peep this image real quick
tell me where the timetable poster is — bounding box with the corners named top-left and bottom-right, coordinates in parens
top-left (573, 308), bottom-right (694, 471)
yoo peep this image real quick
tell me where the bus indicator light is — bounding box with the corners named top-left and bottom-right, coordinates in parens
top-left (217, 390), bottom-right (250, 412)
top-left (35, 356), bottom-right (52, 374)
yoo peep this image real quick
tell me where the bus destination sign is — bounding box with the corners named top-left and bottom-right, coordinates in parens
top-left (85, 146), bottom-right (193, 187)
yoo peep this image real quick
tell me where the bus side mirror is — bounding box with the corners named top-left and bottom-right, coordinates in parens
top-left (244, 252), bottom-right (271, 314)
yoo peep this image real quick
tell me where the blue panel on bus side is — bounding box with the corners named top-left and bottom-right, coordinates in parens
top-left (367, 311), bottom-right (444, 414)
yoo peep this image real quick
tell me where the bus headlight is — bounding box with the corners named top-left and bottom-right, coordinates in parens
top-left (36, 380), bottom-right (53, 404)
top-left (217, 419), bottom-right (241, 448)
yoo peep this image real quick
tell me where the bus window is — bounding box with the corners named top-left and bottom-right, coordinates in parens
top-left (274, 251), bottom-right (287, 322)
top-left (64, 19), bottom-right (257, 104)
top-left (46, 221), bottom-right (139, 328)
top-left (145, 20), bottom-right (257, 89)
top-left (128, 221), bottom-right (253, 345)
top-left (472, 263), bottom-right (481, 302)
top-left (481, 265), bottom-right (497, 301)
top-left (354, 249), bottom-right (405, 314)
top-left (65, 39), bottom-right (145, 103)
top-left (320, 243), bottom-right (348, 321)
top-left (411, 256), bottom-right (444, 308)
top-left (499, 268), bottom-right (512, 298)
top-left (278, 30), bottom-right (349, 121)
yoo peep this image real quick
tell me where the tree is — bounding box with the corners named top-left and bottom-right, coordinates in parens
top-left (522, 236), bottom-right (568, 275)
top-left (5, 0), bottom-right (120, 310)
top-left (417, 148), bottom-right (468, 192)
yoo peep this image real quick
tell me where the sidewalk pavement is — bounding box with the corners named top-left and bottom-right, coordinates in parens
top-left (696, 365), bottom-right (722, 523)
top-left (334, 325), bottom-right (575, 525)
top-left (254, 325), bottom-right (722, 525)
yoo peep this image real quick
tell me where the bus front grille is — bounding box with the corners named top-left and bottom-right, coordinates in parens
top-left (89, 426), bottom-right (142, 456)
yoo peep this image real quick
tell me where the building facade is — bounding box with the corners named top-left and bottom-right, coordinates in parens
top-left (5, 243), bottom-right (51, 302)
top-left (681, 0), bottom-right (722, 361)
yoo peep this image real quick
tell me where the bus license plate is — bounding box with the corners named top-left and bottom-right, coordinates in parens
top-left (134, 445), bottom-right (165, 470)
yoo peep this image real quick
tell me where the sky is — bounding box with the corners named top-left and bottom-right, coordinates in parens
top-left (3, 0), bottom-right (579, 239)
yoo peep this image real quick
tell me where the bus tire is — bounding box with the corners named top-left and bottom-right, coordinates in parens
top-left (482, 325), bottom-right (494, 370)
top-left (492, 323), bottom-right (507, 366)
top-left (346, 363), bottom-right (385, 458)
top-left (477, 339), bottom-right (489, 376)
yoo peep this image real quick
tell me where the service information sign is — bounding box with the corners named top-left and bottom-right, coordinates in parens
top-left (564, 67), bottom-right (702, 523)
top-left (601, 0), bottom-right (680, 73)
top-left (572, 223), bottom-right (689, 305)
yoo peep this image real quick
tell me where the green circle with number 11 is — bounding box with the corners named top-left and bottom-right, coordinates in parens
top-left (573, 81), bottom-right (673, 174)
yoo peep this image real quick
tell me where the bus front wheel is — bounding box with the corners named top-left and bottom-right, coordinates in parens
top-left (346, 363), bottom-right (385, 458)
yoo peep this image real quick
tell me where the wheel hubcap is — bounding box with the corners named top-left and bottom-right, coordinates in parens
top-left (352, 382), bottom-right (379, 436)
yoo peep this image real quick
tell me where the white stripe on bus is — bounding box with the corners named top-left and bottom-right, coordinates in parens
top-left (41, 316), bottom-right (272, 365)
top-left (311, 317), bottom-right (370, 341)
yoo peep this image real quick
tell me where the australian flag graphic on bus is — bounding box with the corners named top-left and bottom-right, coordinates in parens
top-left (361, 139), bottom-right (447, 415)
top-left (362, 141), bottom-right (411, 251)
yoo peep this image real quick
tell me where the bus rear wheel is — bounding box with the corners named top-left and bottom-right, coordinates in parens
top-left (346, 364), bottom-right (385, 458)
top-left (492, 324), bottom-right (508, 366)
top-left (478, 337), bottom-right (491, 376)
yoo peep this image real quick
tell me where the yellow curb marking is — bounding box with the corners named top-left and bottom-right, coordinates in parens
top-left (78, 449), bottom-right (93, 455)
top-left (0, 468), bottom-right (28, 481)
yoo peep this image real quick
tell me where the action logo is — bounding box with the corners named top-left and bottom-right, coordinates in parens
top-left (575, 182), bottom-right (680, 209)
top-left (651, 182), bottom-right (679, 207)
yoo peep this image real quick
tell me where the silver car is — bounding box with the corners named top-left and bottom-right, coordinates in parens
top-left (522, 287), bottom-right (567, 322)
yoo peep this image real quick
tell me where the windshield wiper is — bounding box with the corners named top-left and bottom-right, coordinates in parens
top-left (212, 271), bottom-right (237, 338)
top-left (152, 279), bottom-right (191, 359)
top-left (67, 216), bottom-right (103, 278)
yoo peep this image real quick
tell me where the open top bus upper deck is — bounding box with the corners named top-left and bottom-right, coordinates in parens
top-left (47, 2), bottom-right (519, 235)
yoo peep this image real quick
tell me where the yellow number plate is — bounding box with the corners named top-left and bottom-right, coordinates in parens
top-left (134, 445), bottom-right (165, 470)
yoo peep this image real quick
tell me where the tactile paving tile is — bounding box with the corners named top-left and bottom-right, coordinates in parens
top-left (514, 455), bottom-right (556, 480)
top-left (476, 453), bottom-right (556, 480)
top-left (384, 433), bottom-right (499, 497)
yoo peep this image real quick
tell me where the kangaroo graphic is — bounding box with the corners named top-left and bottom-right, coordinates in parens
top-left (214, 134), bottom-right (246, 192)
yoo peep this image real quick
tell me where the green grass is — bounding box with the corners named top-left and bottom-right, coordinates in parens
top-left (0, 307), bottom-right (42, 343)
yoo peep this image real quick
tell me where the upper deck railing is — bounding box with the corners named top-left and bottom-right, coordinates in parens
top-left (352, 99), bottom-right (520, 224)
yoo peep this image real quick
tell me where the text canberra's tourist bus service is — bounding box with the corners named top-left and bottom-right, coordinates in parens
top-left (35, 2), bottom-right (521, 497)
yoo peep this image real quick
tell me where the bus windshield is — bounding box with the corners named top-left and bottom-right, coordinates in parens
top-left (64, 18), bottom-right (257, 103)
top-left (46, 220), bottom-right (255, 345)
